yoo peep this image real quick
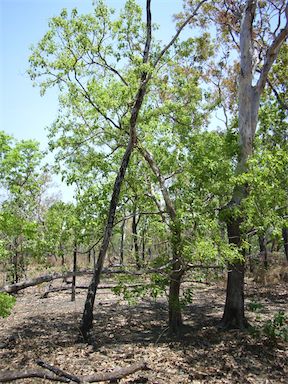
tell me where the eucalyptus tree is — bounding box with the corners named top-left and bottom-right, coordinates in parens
top-left (181, 0), bottom-right (288, 328)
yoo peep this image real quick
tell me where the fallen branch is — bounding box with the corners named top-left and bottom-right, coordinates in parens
top-left (41, 283), bottom-right (145, 298)
top-left (0, 270), bottom-right (94, 294)
top-left (0, 370), bottom-right (69, 383)
top-left (0, 263), bottom-right (225, 294)
top-left (0, 360), bottom-right (147, 383)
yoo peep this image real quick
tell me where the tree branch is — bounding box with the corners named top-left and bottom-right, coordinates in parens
top-left (0, 360), bottom-right (147, 383)
top-left (256, 2), bottom-right (288, 94)
top-left (153, 0), bottom-right (208, 68)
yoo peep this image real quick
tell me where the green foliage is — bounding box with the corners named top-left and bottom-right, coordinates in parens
top-left (180, 287), bottom-right (193, 307)
top-left (112, 273), bottom-right (168, 304)
top-left (262, 312), bottom-right (288, 343)
top-left (0, 293), bottom-right (16, 318)
top-left (248, 299), bottom-right (264, 313)
top-left (250, 311), bottom-right (288, 344)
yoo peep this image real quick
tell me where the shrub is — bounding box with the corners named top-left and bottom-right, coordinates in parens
top-left (0, 292), bottom-right (16, 318)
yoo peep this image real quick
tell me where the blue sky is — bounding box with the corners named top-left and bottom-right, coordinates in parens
top-left (0, 0), bottom-right (187, 200)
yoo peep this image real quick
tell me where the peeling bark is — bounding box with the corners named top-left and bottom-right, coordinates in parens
top-left (221, 0), bottom-right (288, 329)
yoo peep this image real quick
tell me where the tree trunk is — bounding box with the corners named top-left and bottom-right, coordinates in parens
top-left (119, 218), bottom-right (125, 265)
top-left (12, 250), bottom-right (19, 284)
top-left (168, 221), bottom-right (184, 334)
top-left (132, 207), bottom-right (140, 269)
top-left (80, 142), bottom-right (133, 338)
top-left (87, 249), bottom-right (91, 265)
top-left (221, 218), bottom-right (248, 329)
top-left (168, 267), bottom-right (183, 334)
top-left (138, 146), bottom-right (184, 334)
top-left (141, 223), bottom-right (146, 264)
top-left (80, 0), bottom-right (152, 340)
top-left (71, 242), bottom-right (77, 302)
top-left (282, 227), bottom-right (288, 262)
top-left (259, 235), bottom-right (268, 269)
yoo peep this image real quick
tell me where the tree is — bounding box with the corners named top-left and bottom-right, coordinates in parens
top-left (0, 133), bottom-right (46, 282)
top-left (29, 0), bottom-right (213, 337)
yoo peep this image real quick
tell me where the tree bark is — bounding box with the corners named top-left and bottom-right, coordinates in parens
top-left (259, 235), bottom-right (268, 269)
top-left (119, 218), bottom-right (126, 265)
top-left (221, 0), bottom-right (288, 329)
top-left (168, 268), bottom-right (183, 333)
top-left (132, 206), bottom-right (141, 269)
top-left (282, 227), bottom-right (288, 262)
top-left (221, 217), bottom-right (248, 328)
top-left (79, 143), bottom-right (134, 338)
top-left (71, 242), bottom-right (77, 302)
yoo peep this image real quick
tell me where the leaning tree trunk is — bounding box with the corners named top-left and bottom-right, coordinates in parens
top-left (80, 142), bottom-right (134, 337)
top-left (221, 0), bottom-right (288, 329)
top-left (80, 1), bottom-right (152, 339)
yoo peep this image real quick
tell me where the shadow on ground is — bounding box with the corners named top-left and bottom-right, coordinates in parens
top-left (0, 284), bottom-right (287, 383)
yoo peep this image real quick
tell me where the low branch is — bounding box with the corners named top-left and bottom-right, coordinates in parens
top-left (186, 264), bottom-right (224, 270)
top-left (0, 360), bottom-right (147, 383)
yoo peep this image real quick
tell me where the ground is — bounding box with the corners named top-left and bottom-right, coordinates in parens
top-left (0, 276), bottom-right (287, 383)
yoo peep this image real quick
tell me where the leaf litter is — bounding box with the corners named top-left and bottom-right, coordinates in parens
top-left (0, 277), bottom-right (287, 383)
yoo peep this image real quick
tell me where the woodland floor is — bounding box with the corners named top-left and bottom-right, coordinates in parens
top-left (0, 275), bottom-right (287, 384)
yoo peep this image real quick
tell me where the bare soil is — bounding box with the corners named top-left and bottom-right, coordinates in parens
top-left (0, 277), bottom-right (287, 383)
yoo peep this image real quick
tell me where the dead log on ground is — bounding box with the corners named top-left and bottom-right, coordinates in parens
top-left (0, 263), bottom-right (223, 294)
top-left (0, 359), bottom-right (147, 383)
top-left (0, 270), bottom-right (94, 294)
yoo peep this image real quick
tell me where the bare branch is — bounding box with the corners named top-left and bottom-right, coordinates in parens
top-left (0, 361), bottom-right (147, 383)
top-left (256, 2), bottom-right (288, 94)
top-left (267, 77), bottom-right (288, 110)
top-left (36, 360), bottom-right (80, 383)
top-left (154, 0), bottom-right (208, 68)
top-left (0, 370), bottom-right (69, 383)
